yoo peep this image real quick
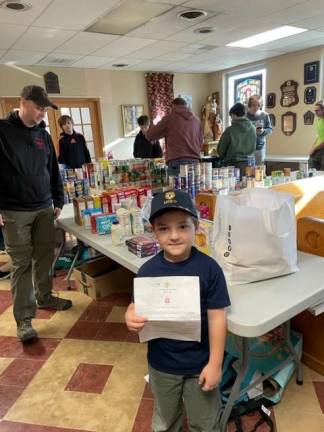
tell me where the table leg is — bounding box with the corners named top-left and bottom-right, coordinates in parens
top-left (52, 228), bottom-right (66, 277)
top-left (220, 337), bottom-right (249, 432)
top-left (66, 240), bottom-right (83, 290)
top-left (284, 321), bottom-right (303, 385)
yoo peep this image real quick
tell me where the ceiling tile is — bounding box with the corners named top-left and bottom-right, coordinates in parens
top-left (157, 52), bottom-right (193, 61)
top-left (127, 59), bottom-right (171, 71)
top-left (127, 5), bottom-right (215, 40)
top-left (12, 27), bottom-right (76, 51)
top-left (267, 0), bottom-right (324, 24)
top-left (0, 0), bottom-right (52, 25)
top-left (128, 40), bottom-right (188, 60)
top-left (99, 57), bottom-right (143, 69)
top-left (55, 32), bottom-right (118, 55)
top-left (37, 52), bottom-right (83, 66)
top-left (147, 0), bottom-right (185, 4)
top-left (0, 50), bottom-right (48, 65)
top-left (70, 56), bottom-right (115, 68)
top-left (33, 0), bottom-right (120, 30)
top-left (291, 13), bottom-right (324, 30)
top-left (93, 37), bottom-right (156, 57)
top-left (0, 24), bottom-right (27, 50)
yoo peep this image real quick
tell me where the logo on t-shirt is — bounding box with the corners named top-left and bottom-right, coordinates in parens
top-left (70, 138), bottom-right (77, 144)
top-left (35, 137), bottom-right (45, 150)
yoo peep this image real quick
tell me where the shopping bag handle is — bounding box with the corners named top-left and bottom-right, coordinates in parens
top-left (262, 201), bottom-right (295, 238)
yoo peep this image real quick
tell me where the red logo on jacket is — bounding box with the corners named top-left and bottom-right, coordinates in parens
top-left (35, 137), bottom-right (45, 150)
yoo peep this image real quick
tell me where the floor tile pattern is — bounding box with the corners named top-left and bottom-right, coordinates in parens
top-left (0, 268), bottom-right (322, 431)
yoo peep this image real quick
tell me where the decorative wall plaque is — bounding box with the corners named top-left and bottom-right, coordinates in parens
top-left (304, 86), bottom-right (316, 104)
top-left (44, 72), bottom-right (60, 94)
top-left (266, 92), bottom-right (276, 109)
top-left (280, 80), bottom-right (299, 107)
top-left (281, 111), bottom-right (296, 136)
top-left (304, 61), bottom-right (320, 84)
top-left (269, 113), bottom-right (276, 127)
top-left (304, 110), bottom-right (315, 125)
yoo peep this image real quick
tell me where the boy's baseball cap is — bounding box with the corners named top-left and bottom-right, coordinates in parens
top-left (149, 190), bottom-right (198, 222)
top-left (20, 85), bottom-right (58, 109)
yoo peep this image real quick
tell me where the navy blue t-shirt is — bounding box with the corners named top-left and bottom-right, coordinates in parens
top-left (136, 247), bottom-right (231, 375)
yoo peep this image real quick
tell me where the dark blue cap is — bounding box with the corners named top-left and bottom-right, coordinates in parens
top-left (149, 190), bottom-right (198, 222)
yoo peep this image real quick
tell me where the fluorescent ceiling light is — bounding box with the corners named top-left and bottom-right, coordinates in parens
top-left (227, 26), bottom-right (307, 48)
top-left (85, 0), bottom-right (172, 36)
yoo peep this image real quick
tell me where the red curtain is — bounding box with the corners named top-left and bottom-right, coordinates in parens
top-left (146, 73), bottom-right (174, 123)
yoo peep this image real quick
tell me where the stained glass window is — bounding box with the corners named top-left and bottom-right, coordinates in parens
top-left (234, 74), bottom-right (263, 105)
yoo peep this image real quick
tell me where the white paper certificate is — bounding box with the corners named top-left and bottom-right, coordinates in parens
top-left (134, 276), bottom-right (201, 343)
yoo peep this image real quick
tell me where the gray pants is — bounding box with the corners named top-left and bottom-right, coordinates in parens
top-left (167, 159), bottom-right (199, 176)
top-left (0, 207), bottom-right (55, 322)
top-left (254, 147), bottom-right (266, 165)
top-left (149, 365), bottom-right (221, 432)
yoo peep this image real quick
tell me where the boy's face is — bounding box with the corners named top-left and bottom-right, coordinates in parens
top-left (152, 210), bottom-right (197, 263)
top-left (62, 119), bottom-right (73, 134)
top-left (140, 123), bottom-right (149, 133)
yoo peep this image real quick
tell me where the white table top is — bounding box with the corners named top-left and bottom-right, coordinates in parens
top-left (57, 204), bottom-right (324, 338)
top-left (265, 154), bottom-right (309, 163)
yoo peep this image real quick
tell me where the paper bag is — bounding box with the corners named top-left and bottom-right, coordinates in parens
top-left (213, 188), bottom-right (298, 285)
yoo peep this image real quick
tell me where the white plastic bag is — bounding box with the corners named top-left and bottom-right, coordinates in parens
top-left (213, 188), bottom-right (298, 285)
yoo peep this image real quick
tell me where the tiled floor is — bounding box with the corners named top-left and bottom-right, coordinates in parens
top-left (0, 269), bottom-right (323, 431)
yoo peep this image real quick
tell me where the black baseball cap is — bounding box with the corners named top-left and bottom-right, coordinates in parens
top-left (149, 190), bottom-right (198, 222)
top-left (20, 85), bottom-right (58, 109)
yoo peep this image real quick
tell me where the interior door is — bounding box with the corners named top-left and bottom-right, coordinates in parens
top-left (0, 97), bottom-right (104, 159)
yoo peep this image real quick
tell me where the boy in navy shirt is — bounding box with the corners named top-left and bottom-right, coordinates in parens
top-left (125, 190), bottom-right (230, 431)
top-left (58, 115), bottom-right (91, 169)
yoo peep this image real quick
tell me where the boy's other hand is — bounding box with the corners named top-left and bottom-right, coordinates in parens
top-left (198, 363), bottom-right (222, 392)
top-left (125, 303), bottom-right (147, 332)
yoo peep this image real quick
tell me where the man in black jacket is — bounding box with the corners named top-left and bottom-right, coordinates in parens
top-left (0, 85), bottom-right (72, 342)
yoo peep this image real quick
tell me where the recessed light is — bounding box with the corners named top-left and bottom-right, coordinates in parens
top-left (178, 10), bottom-right (207, 21)
top-left (112, 63), bottom-right (128, 68)
top-left (194, 27), bottom-right (215, 35)
top-left (227, 25), bottom-right (307, 48)
top-left (0, 0), bottom-right (32, 11)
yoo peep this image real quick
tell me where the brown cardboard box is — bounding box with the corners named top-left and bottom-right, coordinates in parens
top-left (73, 257), bottom-right (134, 299)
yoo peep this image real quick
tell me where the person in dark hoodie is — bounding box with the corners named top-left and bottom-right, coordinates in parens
top-left (58, 115), bottom-right (91, 168)
top-left (217, 103), bottom-right (256, 177)
top-left (133, 115), bottom-right (163, 159)
top-left (145, 98), bottom-right (203, 175)
top-left (0, 85), bottom-right (72, 343)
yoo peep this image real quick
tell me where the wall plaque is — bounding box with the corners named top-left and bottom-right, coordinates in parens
top-left (304, 61), bottom-right (320, 84)
top-left (281, 111), bottom-right (296, 136)
top-left (280, 80), bottom-right (299, 107)
top-left (304, 110), bottom-right (315, 125)
top-left (44, 71), bottom-right (60, 94)
top-left (266, 92), bottom-right (276, 109)
top-left (304, 86), bottom-right (316, 104)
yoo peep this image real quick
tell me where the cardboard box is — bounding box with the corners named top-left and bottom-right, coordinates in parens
top-left (73, 256), bottom-right (134, 299)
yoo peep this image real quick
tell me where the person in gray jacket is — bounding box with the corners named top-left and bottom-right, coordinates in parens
top-left (247, 95), bottom-right (272, 165)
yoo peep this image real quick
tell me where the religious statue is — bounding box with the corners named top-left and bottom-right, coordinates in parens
top-left (201, 95), bottom-right (223, 143)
